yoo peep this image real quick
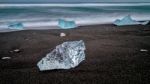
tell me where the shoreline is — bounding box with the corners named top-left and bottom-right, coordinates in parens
top-left (0, 22), bottom-right (150, 33)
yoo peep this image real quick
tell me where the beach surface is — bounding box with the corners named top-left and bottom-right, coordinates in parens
top-left (0, 24), bottom-right (150, 84)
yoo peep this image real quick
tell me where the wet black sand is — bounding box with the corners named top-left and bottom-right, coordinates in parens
top-left (0, 24), bottom-right (150, 84)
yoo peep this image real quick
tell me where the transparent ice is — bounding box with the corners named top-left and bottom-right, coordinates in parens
top-left (58, 19), bottom-right (77, 29)
top-left (37, 40), bottom-right (85, 71)
top-left (8, 22), bottom-right (24, 30)
top-left (114, 15), bottom-right (149, 26)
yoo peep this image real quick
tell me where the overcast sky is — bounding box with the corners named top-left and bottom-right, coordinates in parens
top-left (0, 0), bottom-right (150, 3)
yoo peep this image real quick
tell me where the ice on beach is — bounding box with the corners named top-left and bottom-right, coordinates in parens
top-left (114, 15), bottom-right (149, 26)
top-left (8, 22), bottom-right (24, 30)
top-left (1, 57), bottom-right (11, 60)
top-left (141, 21), bottom-right (149, 25)
top-left (9, 49), bottom-right (21, 53)
top-left (37, 40), bottom-right (85, 71)
top-left (60, 32), bottom-right (66, 37)
top-left (140, 49), bottom-right (148, 52)
top-left (58, 19), bottom-right (77, 29)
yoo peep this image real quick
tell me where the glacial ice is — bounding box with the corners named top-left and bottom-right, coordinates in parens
top-left (37, 40), bottom-right (85, 71)
top-left (8, 22), bottom-right (24, 30)
top-left (60, 32), bottom-right (66, 37)
top-left (114, 15), bottom-right (149, 26)
top-left (58, 19), bottom-right (77, 29)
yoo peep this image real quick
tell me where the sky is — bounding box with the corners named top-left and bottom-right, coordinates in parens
top-left (0, 0), bottom-right (150, 3)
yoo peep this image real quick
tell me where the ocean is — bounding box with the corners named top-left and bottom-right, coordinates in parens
top-left (0, 3), bottom-right (150, 30)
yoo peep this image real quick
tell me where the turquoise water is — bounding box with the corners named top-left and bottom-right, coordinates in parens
top-left (0, 3), bottom-right (150, 29)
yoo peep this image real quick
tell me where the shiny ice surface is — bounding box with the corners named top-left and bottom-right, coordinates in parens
top-left (37, 40), bottom-right (85, 71)
top-left (8, 22), bottom-right (24, 30)
top-left (114, 15), bottom-right (149, 26)
top-left (58, 19), bottom-right (77, 29)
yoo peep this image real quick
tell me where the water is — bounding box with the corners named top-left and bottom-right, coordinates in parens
top-left (0, 3), bottom-right (150, 30)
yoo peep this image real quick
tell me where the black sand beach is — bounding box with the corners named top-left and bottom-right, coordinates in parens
top-left (0, 24), bottom-right (150, 84)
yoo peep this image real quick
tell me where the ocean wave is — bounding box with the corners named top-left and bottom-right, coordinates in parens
top-left (0, 3), bottom-right (150, 8)
top-left (0, 4), bottom-right (150, 31)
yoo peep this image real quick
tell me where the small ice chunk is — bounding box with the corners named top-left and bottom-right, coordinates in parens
top-left (141, 21), bottom-right (149, 25)
top-left (10, 49), bottom-right (21, 53)
top-left (8, 22), bottom-right (24, 30)
top-left (140, 49), bottom-right (148, 52)
top-left (58, 19), bottom-right (77, 29)
top-left (37, 40), bottom-right (85, 71)
top-left (114, 15), bottom-right (149, 26)
top-left (1, 57), bottom-right (11, 60)
top-left (14, 49), bottom-right (20, 53)
top-left (60, 32), bottom-right (66, 37)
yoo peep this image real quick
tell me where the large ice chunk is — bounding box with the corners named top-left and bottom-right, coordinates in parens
top-left (58, 19), bottom-right (77, 29)
top-left (37, 40), bottom-right (85, 71)
top-left (8, 22), bottom-right (24, 30)
top-left (114, 15), bottom-right (149, 26)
